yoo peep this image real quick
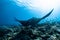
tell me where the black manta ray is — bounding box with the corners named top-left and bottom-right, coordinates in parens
top-left (15, 9), bottom-right (54, 26)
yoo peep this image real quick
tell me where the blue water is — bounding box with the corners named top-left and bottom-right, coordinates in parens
top-left (0, 0), bottom-right (60, 25)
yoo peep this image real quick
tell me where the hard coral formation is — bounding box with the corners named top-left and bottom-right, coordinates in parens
top-left (0, 22), bottom-right (60, 40)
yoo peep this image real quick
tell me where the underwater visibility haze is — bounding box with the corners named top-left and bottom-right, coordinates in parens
top-left (1, 0), bottom-right (60, 40)
top-left (0, 0), bottom-right (60, 25)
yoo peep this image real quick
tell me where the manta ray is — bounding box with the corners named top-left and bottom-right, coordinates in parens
top-left (15, 9), bottom-right (54, 26)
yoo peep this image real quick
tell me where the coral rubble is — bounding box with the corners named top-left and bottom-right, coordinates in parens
top-left (0, 22), bottom-right (60, 40)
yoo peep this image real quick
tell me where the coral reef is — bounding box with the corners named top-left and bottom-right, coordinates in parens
top-left (0, 22), bottom-right (60, 40)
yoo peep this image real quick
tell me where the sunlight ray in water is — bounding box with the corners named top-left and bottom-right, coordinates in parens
top-left (13, 0), bottom-right (60, 20)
